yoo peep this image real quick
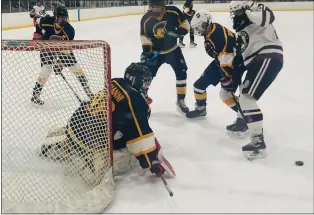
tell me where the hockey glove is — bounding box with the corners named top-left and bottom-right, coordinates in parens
top-left (220, 76), bottom-right (234, 92)
top-left (150, 161), bottom-right (165, 177)
top-left (204, 41), bottom-right (217, 59)
top-left (141, 53), bottom-right (158, 66)
top-left (155, 138), bottom-right (176, 177)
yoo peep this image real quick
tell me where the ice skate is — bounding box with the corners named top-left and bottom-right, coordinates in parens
top-left (179, 40), bottom-right (185, 48)
top-left (186, 104), bottom-right (206, 118)
top-left (226, 117), bottom-right (249, 138)
top-left (176, 99), bottom-right (189, 114)
top-left (242, 134), bottom-right (267, 160)
top-left (189, 41), bottom-right (197, 48)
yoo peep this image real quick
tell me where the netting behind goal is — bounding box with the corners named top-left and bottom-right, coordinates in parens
top-left (1, 40), bottom-right (114, 213)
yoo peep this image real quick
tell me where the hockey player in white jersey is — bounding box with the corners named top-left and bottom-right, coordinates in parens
top-left (29, 0), bottom-right (47, 26)
top-left (228, 1), bottom-right (283, 160)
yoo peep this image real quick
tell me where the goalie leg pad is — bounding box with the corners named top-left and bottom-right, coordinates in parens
top-left (113, 148), bottom-right (138, 176)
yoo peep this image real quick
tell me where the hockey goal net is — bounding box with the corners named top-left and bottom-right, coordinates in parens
top-left (1, 40), bottom-right (114, 213)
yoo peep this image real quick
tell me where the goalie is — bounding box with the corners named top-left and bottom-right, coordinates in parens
top-left (40, 63), bottom-right (175, 182)
top-left (31, 5), bottom-right (93, 105)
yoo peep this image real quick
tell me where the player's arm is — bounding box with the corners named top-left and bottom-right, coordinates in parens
top-left (140, 15), bottom-right (153, 54)
top-left (206, 25), bottom-right (235, 77)
top-left (245, 3), bottom-right (275, 27)
top-left (174, 7), bottom-right (190, 36)
top-left (29, 8), bottom-right (37, 18)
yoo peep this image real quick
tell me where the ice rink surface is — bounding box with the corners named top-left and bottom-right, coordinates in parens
top-left (2, 11), bottom-right (313, 213)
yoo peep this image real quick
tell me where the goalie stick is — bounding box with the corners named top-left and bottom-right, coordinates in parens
top-left (160, 173), bottom-right (174, 197)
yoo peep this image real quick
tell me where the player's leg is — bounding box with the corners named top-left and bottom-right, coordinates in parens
top-left (220, 70), bottom-right (249, 136)
top-left (188, 16), bottom-right (197, 48)
top-left (186, 61), bottom-right (221, 118)
top-left (31, 52), bottom-right (54, 105)
top-left (237, 58), bottom-right (282, 159)
top-left (165, 47), bottom-right (189, 113)
top-left (145, 55), bottom-right (164, 104)
top-left (179, 36), bottom-right (185, 48)
top-left (60, 51), bottom-right (94, 99)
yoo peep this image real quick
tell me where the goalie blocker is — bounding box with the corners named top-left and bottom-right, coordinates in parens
top-left (41, 63), bottom-right (175, 180)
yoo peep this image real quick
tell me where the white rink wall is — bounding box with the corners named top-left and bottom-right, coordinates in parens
top-left (2, 1), bottom-right (313, 30)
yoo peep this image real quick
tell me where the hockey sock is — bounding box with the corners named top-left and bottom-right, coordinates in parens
top-left (176, 80), bottom-right (186, 100)
top-left (219, 89), bottom-right (238, 112)
top-left (190, 34), bottom-right (195, 43)
top-left (194, 87), bottom-right (207, 107)
top-left (33, 65), bottom-right (52, 96)
top-left (239, 94), bottom-right (263, 136)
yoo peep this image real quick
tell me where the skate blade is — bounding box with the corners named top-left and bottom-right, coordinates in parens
top-left (243, 149), bottom-right (267, 161)
top-left (189, 44), bottom-right (197, 48)
top-left (226, 130), bottom-right (249, 139)
top-left (176, 105), bottom-right (189, 115)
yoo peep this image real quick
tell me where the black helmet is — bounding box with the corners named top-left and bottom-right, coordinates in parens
top-left (54, 5), bottom-right (68, 26)
top-left (54, 5), bottom-right (68, 18)
top-left (124, 63), bottom-right (152, 95)
top-left (149, 0), bottom-right (165, 7)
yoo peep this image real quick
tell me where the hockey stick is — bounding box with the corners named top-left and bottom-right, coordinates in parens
top-left (59, 72), bottom-right (83, 103)
top-left (159, 173), bottom-right (174, 197)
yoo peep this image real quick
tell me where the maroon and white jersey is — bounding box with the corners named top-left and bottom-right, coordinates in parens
top-left (32, 5), bottom-right (46, 16)
top-left (237, 3), bottom-right (283, 66)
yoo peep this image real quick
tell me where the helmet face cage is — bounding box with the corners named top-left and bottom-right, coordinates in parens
top-left (229, 1), bottom-right (252, 21)
top-left (194, 21), bottom-right (209, 36)
top-left (125, 63), bottom-right (152, 95)
top-left (191, 11), bottom-right (211, 37)
top-left (54, 6), bottom-right (69, 25)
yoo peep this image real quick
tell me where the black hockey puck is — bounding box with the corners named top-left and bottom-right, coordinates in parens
top-left (295, 161), bottom-right (304, 166)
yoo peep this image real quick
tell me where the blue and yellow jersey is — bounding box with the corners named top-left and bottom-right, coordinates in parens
top-left (37, 16), bottom-right (75, 40)
top-left (66, 78), bottom-right (157, 170)
top-left (140, 5), bottom-right (190, 55)
top-left (111, 78), bottom-right (156, 170)
top-left (205, 23), bottom-right (241, 78)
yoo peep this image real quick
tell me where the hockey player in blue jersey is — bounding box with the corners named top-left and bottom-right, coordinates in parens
top-left (40, 63), bottom-right (176, 180)
top-left (179, 0), bottom-right (197, 48)
top-left (229, 1), bottom-right (283, 160)
top-left (186, 10), bottom-right (244, 119)
top-left (31, 5), bottom-right (93, 105)
top-left (140, 0), bottom-right (190, 113)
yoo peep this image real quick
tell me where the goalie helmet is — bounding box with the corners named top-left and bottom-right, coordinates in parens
top-left (190, 10), bottom-right (213, 36)
top-left (124, 63), bottom-right (152, 96)
top-left (149, 0), bottom-right (166, 7)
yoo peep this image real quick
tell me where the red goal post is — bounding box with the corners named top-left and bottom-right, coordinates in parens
top-left (1, 40), bottom-right (114, 213)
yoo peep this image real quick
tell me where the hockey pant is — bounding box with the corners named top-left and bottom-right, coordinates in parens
top-left (193, 60), bottom-right (243, 107)
top-left (239, 56), bottom-right (283, 136)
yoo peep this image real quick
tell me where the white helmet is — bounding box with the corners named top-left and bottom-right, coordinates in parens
top-left (229, 1), bottom-right (253, 18)
top-left (190, 10), bottom-right (213, 36)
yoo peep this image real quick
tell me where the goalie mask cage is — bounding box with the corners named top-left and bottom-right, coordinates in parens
top-left (1, 40), bottom-right (114, 213)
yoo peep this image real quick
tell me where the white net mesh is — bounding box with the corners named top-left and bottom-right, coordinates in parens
top-left (1, 40), bottom-right (115, 213)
